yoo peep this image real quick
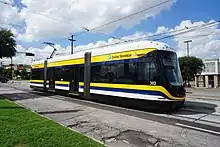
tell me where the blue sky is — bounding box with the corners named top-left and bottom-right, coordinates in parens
top-left (65, 0), bottom-right (220, 47)
top-left (1, 0), bottom-right (220, 64)
top-left (12, 0), bottom-right (220, 47)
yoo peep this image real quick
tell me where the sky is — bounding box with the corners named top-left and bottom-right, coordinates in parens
top-left (1, 0), bottom-right (220, 65)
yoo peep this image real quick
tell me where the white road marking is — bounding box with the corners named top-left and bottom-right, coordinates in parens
top-left (175, 123), bottom-right (220, 135)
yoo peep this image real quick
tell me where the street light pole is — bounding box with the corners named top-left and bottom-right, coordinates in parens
top-left (184, 40), bottom-right (192, 57)
top-left (10, 56), bottom-right (13, 80)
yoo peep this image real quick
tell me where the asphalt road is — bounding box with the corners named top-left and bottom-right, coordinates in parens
top-left (1, 82), bottom-right (220, 147)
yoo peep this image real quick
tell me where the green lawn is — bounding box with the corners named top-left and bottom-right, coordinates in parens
top-left (0, 99), bottom-right (103, 147)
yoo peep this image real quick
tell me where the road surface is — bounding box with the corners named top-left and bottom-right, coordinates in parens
top-left (1, 81), bottom-right (220, 147)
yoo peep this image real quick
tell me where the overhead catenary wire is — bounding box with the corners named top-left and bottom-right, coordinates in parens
top-left (1, 0), bottom-right (220, 51)
top-left (122, 20), bottom-right (220, 42)
top-left (74, 20), bottom-right (220, 46)
top-left (71, 16), bottom-right (219, 44)
top-left (1, 0), bottom-right (172, 38)
top-left (0, 0), bottom-right (182, 44)
top-left (0, 0), bottom-right (8, 5)
top-left (0, 22), bottom-right (23, 29)
top-left (1, 0), bottom-right (127, 42)
top-left (174, 32), bottom-right (220, 39)
top-left (0, 0), bottom-right (78, 26)
top-left (73, 0), bottom-right (173, 37)
top-left (153, 22), bottom-right (220, 41)
top-left (67, 0), bottom-right (173, 44)
top-left (76, 20), bottom-right (220, 51)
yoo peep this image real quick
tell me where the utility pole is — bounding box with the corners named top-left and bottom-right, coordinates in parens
top-left (68, 35), bottom-right (76, 54)
top-left (184, 40), bottom-right (192, 57)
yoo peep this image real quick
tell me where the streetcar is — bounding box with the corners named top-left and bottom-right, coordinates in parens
top-left (30, 40), bottom-right (185, 111)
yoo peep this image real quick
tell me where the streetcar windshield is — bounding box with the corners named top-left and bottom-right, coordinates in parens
top-left (161, 51), bottom-right (183, 86)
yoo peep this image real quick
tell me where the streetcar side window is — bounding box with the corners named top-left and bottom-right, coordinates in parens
top-left (47, 67), bottom-right (55, 81)
top-left (91, 63), bottom-right (137, 84)
top-left (90, 57), bottom-right (157, 85)
top-left (55, 67), bottom-right (62, 81)
top-left (31, 69), bottom-right (43, 80)
top-left (91, 65), bottom-right (109, 83)
top-left (79, 67), bottom-right (84, 82)
top-left (55, 66), bottom-right (72, 81)
top-left (137, 62), bottom-right (150, 84)
top-left (137, 61), bottom-right (157, 85)
top-left (149, 62), bottom-right (157, 81)
top-left (113, 63), bottom-right (137, 84)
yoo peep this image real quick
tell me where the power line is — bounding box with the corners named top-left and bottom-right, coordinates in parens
top-left (119, 21), bottom-right (220, 42)
top-left (73, 0), bottom-right (173, 37)
top-left (174, 32), bottom-right (220, 39)
top-left (0, 0), bottom-right (8, 5)
top-left (75, 20), bottom-right (220, 51)
top-left (68, 0), bottom-right (173, 44)
top-left (1, 0), bottom-right (126, 42)
top-left (96, 20), bottom-right (220, 43)
top-left (0, 22), bottom-right (23, 28)
top-left (0, 0), bottom-right (77, 26)
top-left (1, 0), bottom-right (172, 37)
top-left (2, 0), bottom-right (219, 48)
top-left (134, 21), bottom-right (220, 41)
top-left (0, 0), bottom-right (180, 44)
top-left (153, 22), bottom-right (220, 41)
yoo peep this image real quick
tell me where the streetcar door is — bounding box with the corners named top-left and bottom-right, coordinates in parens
top-left (69, 67), bottom-right (79, 93)
top-left (43, 60), bottom-right (48, 89)
top-left (73, 67), bottom-right (79, 92)
top-left (48, 67), bottom-right (55, 90)
top-left (69, 67), bottom-right (74, 92)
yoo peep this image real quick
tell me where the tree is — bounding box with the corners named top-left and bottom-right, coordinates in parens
top-left (14, 70), bottom-right (21, 78)
top-left (21, 69), bottom-right (29, 80)
top-left (0, 29), bottom-right (17, 58)
top-left (179, 56), bottom-right (204, 86)
top-left (1, 68), bottom-right (11, 78)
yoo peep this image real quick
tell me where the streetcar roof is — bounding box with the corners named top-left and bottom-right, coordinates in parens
top-left (32, 40), bottom-right (174, 65)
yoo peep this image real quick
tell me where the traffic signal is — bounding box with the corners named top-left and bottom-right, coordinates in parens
top-left (25, 53), bottom-right (35, 56)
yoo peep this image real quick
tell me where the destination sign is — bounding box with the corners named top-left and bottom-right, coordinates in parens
top-left (108, 52), bottom-right (145, 60)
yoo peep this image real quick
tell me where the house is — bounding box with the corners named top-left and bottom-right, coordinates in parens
top-left (195, 59), bottom-right (220, 88)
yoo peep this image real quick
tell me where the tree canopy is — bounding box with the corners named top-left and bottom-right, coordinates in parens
top-left (179, 56), bottom-right (204, 83)
top-left (0, 29), bottom-right (17, 58)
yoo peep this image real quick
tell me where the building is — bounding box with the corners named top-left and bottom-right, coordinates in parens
top-left (195, 59), bottom-right (220, 88)
top-left (3, 64), bottom-right (31, 72)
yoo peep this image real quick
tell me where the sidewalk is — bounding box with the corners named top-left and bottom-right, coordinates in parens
top-left (186, 87), bottom-right (220, 99)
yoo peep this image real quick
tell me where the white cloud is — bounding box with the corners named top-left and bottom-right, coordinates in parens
top-left (128, 20), bottom-right (220, 59)
top-left (155, 26), bottom-right (169, 34)
top-left (18, 0), bottom-right (176, 41)
top-left (0, 0), bottom-right (20, 28)
top-left (1, 36), bottom-right (132, 65)
top-left (2, 19), bottom-right (220, 65)
top-left (169, 20), bottom-right (220, 58)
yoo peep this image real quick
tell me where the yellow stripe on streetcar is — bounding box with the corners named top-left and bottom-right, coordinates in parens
top-left (55, 81), bottom-right (70, 85)
top-left (30, 80), bottom-right (44, 83)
